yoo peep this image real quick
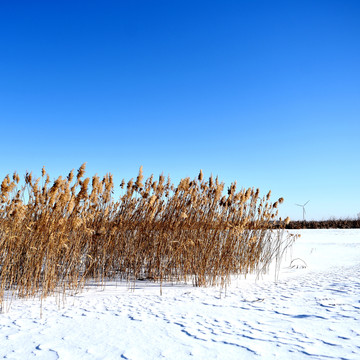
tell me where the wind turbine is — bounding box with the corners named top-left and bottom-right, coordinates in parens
top-left (296, 200), bottom-right (310, 221)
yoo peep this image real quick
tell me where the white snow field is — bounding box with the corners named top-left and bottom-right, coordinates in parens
top-left (1, 229), bottom-right (360, 359)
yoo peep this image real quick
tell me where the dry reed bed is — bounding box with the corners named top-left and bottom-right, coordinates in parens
top-left (0, 164), bottom-right (296, 306)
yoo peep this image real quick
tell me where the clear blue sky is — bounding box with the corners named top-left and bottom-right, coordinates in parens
top-left (1, 0), bottom-right (359, 220)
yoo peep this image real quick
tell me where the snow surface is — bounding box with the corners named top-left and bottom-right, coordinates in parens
top-left (1, 229), bottom-right (360, 359)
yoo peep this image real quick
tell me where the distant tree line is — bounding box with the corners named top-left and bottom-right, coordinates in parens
top-left (285, 218), bottom-right (360, 229)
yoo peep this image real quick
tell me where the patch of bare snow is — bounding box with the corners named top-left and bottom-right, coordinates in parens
top-left (1, 229), bottom-right (360, 359)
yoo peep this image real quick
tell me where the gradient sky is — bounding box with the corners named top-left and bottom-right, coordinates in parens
top-left (1, 0), bottom-right (359, 220)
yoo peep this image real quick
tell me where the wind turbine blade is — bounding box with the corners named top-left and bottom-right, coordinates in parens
top-left (295, 204), bottom-right (302, 207)
top-left (304, 200), bottom-right (310, 206)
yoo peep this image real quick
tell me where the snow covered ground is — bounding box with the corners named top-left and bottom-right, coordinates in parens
top-left (1, 229), bottom-right (360, 359)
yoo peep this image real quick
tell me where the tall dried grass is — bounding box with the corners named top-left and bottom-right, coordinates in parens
top-left (0, 165), bottom-right (296, 306)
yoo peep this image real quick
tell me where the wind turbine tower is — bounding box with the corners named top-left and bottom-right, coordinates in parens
top-left (296, 200), bottom-right (310, 221)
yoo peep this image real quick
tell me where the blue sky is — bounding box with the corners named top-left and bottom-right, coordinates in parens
top-left (1, 0), bottom-right (359, 220)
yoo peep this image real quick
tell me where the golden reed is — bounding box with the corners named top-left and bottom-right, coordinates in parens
top-left (0, 165), bottom-right (296, 306)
